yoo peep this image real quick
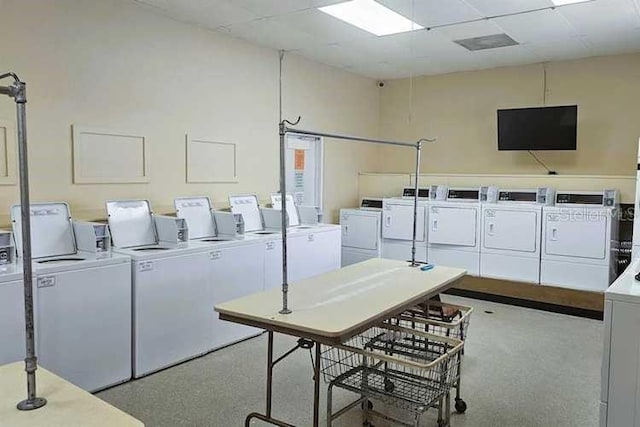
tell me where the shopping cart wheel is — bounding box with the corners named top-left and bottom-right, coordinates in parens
top-left (361, 400), bottom-right (374, 410)
top-left (455, 398), bottom-right (467, 413)
top-left (384, 379), bottom-right (395, 393)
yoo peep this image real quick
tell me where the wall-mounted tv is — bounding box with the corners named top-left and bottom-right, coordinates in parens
top-left (497, 105), bottom-right (577, 151)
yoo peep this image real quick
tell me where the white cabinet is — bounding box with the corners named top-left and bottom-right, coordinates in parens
top-left (289, 228), bottom-right (341, 281)
top-left (210, 242), bottom-right (265, 349)
top-left (37, 263), bottom-right (132, 391)
top-left (601, 260), bottom-right (640, 427)
top-left (264, 239), bottom-right (282, 291)
top-left (0, 278), bottom-right (25, 365)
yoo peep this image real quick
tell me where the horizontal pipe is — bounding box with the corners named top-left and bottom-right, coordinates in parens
top-left (284, 127), bottom-right (419, 148)
top-left (0, 86), bottom-right (11, 96)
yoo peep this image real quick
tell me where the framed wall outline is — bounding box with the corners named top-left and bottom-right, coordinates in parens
top-left (72, 125), bottom-right (149, 184)
top-left (186, 134), bottom-right (238, 183)
top-left (0, 119), bottom-right (17, 185)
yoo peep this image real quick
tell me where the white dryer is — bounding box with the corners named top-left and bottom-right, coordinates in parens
top-left (11, 202), bottom-right (131, 392)
top-left (480, 188), bottom-right (554, 283)
top-left (107, 199), bottom-right (214, 378)
top-left (340, 198), bottom-right (383, 266)
top-left (381, 188), bottom-right (430, 263)
top-left (541, 190), bottom-right (619, 292)
top-left (428, 187), bottom-right (491, 276)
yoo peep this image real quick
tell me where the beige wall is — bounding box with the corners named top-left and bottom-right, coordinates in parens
top-left (0, 0), bottom-right (380, 225)
top-left (377, 54), bottom-right (640, 180)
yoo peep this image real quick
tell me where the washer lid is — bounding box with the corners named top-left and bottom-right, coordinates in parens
top-left (106, 200), bottom-right (157, 248)
top-left (270, 193), bottom-right (300, 227)
top-left (174, 196), bottom-right (215, 239)
top-left (11, 202), bottom-right (76, 259)
top-left (229, 194), bottom-right (263, 232)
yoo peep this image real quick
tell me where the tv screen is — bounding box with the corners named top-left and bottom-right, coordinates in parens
top-left (497, 105), bottom-right (577, 151)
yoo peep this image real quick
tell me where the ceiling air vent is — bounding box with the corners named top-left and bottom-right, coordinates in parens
top-left (454, 33), bottom-right (519, 51)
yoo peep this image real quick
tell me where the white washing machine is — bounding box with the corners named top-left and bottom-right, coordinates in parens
top-left (340, 198), bottom-right (383, 266)
top-left (541, 190), bottom-right (619, 292)
top-left (0, 230), bottom-right (25, 365)
top-left (11, 202), bottom-right (131, 392)
top-left (106, 199), bottom-right (214, 378)
top-left (480, 188), bottom-right (554, 283)
top-left (175, 196), bottom-right (265, 350)
top-left (381, 188), bottom-right (429, 263)
top-left (428, 187), bottom-right (491, 276)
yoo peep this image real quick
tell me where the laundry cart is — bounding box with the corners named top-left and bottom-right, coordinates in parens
top-left (386, 300), bottom-right (473, 415)
top-left (322, 323), bottom-right (463, 427)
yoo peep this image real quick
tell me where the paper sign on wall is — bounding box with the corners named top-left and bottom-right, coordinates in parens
top-left (294, 149), bottom-right (305, 171)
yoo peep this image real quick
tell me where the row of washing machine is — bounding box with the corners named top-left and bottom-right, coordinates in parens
top-left (341, 186), bottom-right (619, 292)
top-left (0, 194), bottom-right (340, 393)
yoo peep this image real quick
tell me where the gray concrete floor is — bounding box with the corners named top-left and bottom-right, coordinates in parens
top-left (98, 296), bottom-right (603, 427)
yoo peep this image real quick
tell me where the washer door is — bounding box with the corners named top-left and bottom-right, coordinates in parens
top-left (342, 214), bottom-right (379, 250)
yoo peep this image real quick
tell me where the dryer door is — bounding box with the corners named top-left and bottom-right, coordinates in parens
top-left (544, 210), bottom-right (608, 259)
top-left (382, 203), bottom-right (425, 241)
top-left (342, 213), bottom-right (380, 250)
top-left (430, 206), bottom-right (477, 247)
top-left (483, 208), bottom-right (539, 253)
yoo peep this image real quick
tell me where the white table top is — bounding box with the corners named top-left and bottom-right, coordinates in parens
top-left (216, 258), bottom-right (466, 344)
top-left (606, 257), bottom-right (640, 304)
top-left (0, 362), bottom-right (143, 427)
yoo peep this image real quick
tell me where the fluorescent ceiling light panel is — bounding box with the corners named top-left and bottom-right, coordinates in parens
top-left (318, 0), bottom-right (423, 36)
top-left (551, 0), bottom-right (592, 5)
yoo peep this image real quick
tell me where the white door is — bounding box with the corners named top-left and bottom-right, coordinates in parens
top-left (483, 208), bottom-right (538, 253)
top-left (544, 211), bottom-right (608, 259)
top-left (342, 213), bottom-right (379, 250)
top-left (285, 133), bottom-right (323, 208)
top-left (382, 203), bottom-right (426, 241)
top-left (430, 205), bottom-right (477, 246)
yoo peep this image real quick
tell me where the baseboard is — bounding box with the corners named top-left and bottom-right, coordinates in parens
top-left (444, 288), bottom-right (603, 320)
top-left (446, 275), bottom-right (605, 320)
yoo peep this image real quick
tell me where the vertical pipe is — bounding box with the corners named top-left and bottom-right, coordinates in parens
top-left (278, 51), bottom-right (291, 315)
top-left (410, 142), bottom-right (422, 267)
top-left (12, 80), bottom-right (46, 411)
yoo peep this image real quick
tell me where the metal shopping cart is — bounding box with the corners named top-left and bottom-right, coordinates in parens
top-left (387, 300), bottom-right (473, 414)
top-left (322, 323), bottom-right (463, 427)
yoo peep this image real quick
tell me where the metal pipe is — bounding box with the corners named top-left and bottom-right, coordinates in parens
top-left (313, 341), bottom-right (321, 426)
top-left (0, 73), bottom-right (47, 411)
top-left (410, 141), bottom-right (422, 267)
top-left (278, 123), bottom-right (291, 315)
top-left (284, 127), bottom-right (421, 148)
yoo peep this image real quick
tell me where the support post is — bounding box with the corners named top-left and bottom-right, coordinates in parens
top-left (0, 73), bottom-right (47, 411)
top-left (278, 121), bottom-right (291, 314)
top-left (410, 141), bottom-right (422, 267)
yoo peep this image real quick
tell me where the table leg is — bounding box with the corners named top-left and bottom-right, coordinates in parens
top-left (313, 341), bottom-right (321, 426)
top-left (267, 330), bottom-right (274, 417)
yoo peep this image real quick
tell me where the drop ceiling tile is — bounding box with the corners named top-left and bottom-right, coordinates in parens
top-left (523, 37), bottom-right (592, 61)
top-left (493, 8), bottom-right (577, 43)
top-left (434, 19), bottom-right (506, 41)
top-left (137, 0), bottom-right (259, 28)
top-left (232, 0), bottom-right (343, 16)
top-left (222, 18), bottom-right (320, 51)
top-left (558, 0), bottom-right (640, 36)
top-left (377, 0), bottom-right (483, 27)
top-left (462, 0), bottom-right (551, 16)
top-left (273, 9), bottom-right (379, 45)
top-left (585, 28), bottom-right (640, 55)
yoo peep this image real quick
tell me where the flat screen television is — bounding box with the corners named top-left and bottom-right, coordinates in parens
top-left (497, 105), bottom-right (577, 151)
